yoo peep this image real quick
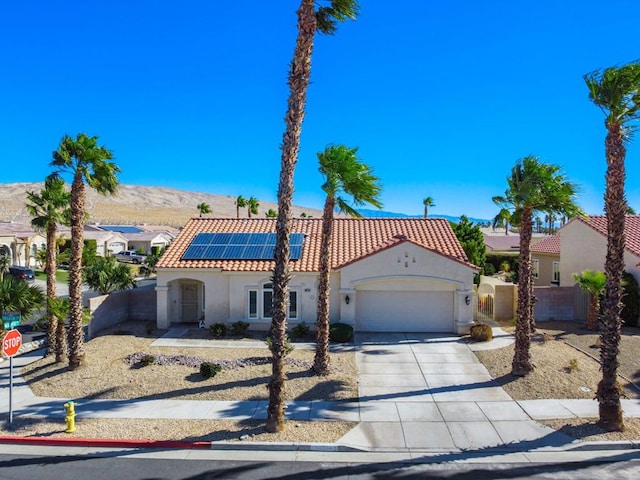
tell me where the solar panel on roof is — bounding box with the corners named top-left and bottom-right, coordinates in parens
top-left (101, 225), bottom-right (144, 234)
top-left (181, 232), bottom-right (305, 260)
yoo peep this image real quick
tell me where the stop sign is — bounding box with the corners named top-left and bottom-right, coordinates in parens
top-left (2, 329), bottom-right (22, 357)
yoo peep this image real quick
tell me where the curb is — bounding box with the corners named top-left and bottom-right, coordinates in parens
top-left (0, 435), bottom-right (362, 452)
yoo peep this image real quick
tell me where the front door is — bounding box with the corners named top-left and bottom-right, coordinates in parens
top-left (181, 283), bottom-right (199, 322)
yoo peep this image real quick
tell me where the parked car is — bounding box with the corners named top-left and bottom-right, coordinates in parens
top-left (112, 250), bottom-right (147, 264)
top-left (8, 266), bottom-right (36, 283)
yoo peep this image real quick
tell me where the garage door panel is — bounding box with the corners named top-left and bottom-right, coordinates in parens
top-left (356, 291), bottom-right (453, 332)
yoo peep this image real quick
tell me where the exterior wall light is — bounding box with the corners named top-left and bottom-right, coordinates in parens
top-left (345, 295), bottom-right (350, 305)
top-left (465, 295), bottom-right (471, 305)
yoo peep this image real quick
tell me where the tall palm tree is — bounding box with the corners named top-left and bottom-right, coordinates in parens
top-left (585, 61), bottom-right (640, 431)
top-left (267, 0), bottom-right (359, 433)
top-left (51, 133), bottom-right (119, 371)
top-left (422, 196), bottom-right (435, 218)
top-left (196, 202), bottom-right (211, 217)
top-left (26, 175), bottom-right (71, 362)
top-left (572, 270), bottom-right (606, 331)
top-left (313, 145), bottom-right (382, 375)
top-left (235, 195), bottom-right (247, 218)
top-left (247, 197), bottom-right (260, 218)
top-left (492, 207), bottom-right (512, 235)
top-left (493, 156), bottom-right (582, 376)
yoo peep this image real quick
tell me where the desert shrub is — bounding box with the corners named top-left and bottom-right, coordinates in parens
top-left (568, 358), bottom-right (579, 372)
top-left (266, 335), bottom-right (295, 356)
top-left (210, 323), bottom-right (226, 338)
top-left (291, 322), bottom-right (310, 339)
top-left (329, 323), bottom-right (353, 343)
top-left (499, 261), bottom-right (511, 273)
top-left (469, 323), bottom-right (493, 342)
top-left (482, 263), bottom-right (496, 276)
top-left (200, 362), bottom-right (222, 379)
top-left (621, 271), bottom-right (640, 327)
top-left (140, 354), bottom-right (155, 367)
top-left (231, 321), bottom-right (249, 336)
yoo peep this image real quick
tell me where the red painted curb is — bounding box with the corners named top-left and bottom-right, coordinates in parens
top-left (0, 436), bottom-right (211, 450)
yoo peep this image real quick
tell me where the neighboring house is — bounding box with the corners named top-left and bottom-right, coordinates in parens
top-left (96, 225), bottom-right (175, 253)
top-left (531, 235), bottom-right (560, 286)
top-left (156, 218), bottom-right (479, 334)
top-left (60, 228), bottom-right (129, 257)
top-left (559, 215), bottom-right (640, 286)
top-left (483, 234), bottom-right (521, 256)
top-left (0, 222), bottom-right (46, 267)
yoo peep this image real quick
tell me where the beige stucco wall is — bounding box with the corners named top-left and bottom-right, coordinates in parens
top-left (560, 221), bottom-right (640, 286)
top-left (532, 252), bottom-right (558, 286)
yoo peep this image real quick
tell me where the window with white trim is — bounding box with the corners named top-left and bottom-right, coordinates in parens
top-left (532, 259), bottom-right (540, 279)
top-left (552, 261), bottom-right (560, 284)
top-left (248, 290), bottom-right (258, 319)
top-left (247, 283), bottom-right (298, 320)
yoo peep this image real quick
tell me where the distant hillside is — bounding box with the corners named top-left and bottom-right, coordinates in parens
top-left (356, 208), bottom-right (489, 225)
top-left (0, 183), bottom-right (324, 228)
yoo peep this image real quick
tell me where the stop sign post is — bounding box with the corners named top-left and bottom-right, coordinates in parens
top-left (2, 329), bottom-right (22, 425)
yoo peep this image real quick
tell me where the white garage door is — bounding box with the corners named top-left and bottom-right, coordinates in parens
top-left (356, 290), bottom-right (453, 332)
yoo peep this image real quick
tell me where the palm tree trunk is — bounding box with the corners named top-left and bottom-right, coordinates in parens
top-left (512, 206), bottom-right (534, 376)
top-left (598, 124), bottom-right (626, 431)
top-left (266, 0), bottom-right (317, 434)
top-left (586, 295), bottom-right (600, 331)
top-left (68, 173), bottom-right (86, 371)
top-left (313, 196), bottom-right (334, 375)
top-left (45, 223), bottom-right (58, 358)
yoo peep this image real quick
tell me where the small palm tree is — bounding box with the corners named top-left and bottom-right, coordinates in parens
top-left (422, 197), bottom-right (435, 218)
top-left (196, 202), bottom-right (211, 217)
top-left (51, 133), bottom-right (119, 371)
top-left (265, 208), bottom-right (278, 218)
top-left (0, 276), bottom-right (46, 322)
top-left (268, 0), bottom-right (359, 434)
top-left (492, 208), bottom-right (512, 235)
top-left (247, 197), bottom-right (260, 218)
top-left (26, 175), bottom-right (71, 361)
top-left (572, 270), bottom-right (606, 331)
top-left (313, 145), bottom-right (382, 375)
top-left (83, 256), bottom-right (136, 295)
top-left (0, 254), bottom-right (10, 280)
top-left (585, 60), bottom-right (640, 431)
top-left (235, 195), bottom-right (247, 218)
top-left (494, 156), bottom-right (582, 377)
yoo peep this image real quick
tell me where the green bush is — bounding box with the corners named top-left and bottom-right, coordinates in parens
top-left (483, 263), bottom-right (496, 276)
top-left (291, 322), bottom-right (310, 339)
top-left (200, 362), bottom-right (222, 379)
top-left (140, 354), bottom-right (155, 367)
top-left (469, 324), bottom-right (493, 342)
top-left (210, 323), bottom-right (227, 338)
top-left (266, 335), bottom-right (295, 356)
top-left (621, 271), bottom-right (640, 327)
top-left (231, 321), bottom-right (249, 336)
top-left (329, 323), bottom-right (353, 343)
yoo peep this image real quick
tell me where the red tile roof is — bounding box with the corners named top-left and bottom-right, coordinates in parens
top-left (570, 215), bottom-right (640, 258)
top-left (157, 217), bottom-right (474, 272)
top-left (531, 235), bottom-right (560, 255)
top-left (483, 234), bottom-right (521, 251)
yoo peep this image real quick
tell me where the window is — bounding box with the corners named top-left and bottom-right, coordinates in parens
top-left (532, 259), bottom-right (540, 279)
top-left (247, 283), bottom-right (297, 320)
top-left (552, 261), bottom-right (560, 284)
top-left (248, 290), bottom-right (257, 319)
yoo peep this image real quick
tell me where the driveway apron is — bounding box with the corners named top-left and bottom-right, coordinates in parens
top-left (337, 332), bottom-right (576, 451)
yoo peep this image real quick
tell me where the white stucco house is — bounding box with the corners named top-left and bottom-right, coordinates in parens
top-left (559, 215), bottom-right (640, 286)
top-left (0, 222), bottom-right (47, 267)
top-left (155, 217), bottom-right (479, 334)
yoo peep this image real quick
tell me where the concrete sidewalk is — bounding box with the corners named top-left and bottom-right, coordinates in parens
top-left (1, 330), bottom-right (639, 454)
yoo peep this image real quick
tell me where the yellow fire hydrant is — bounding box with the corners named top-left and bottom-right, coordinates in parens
top-left (64, 401), bottom-right (76, 433)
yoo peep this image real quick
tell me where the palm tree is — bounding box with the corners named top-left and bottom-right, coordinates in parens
top-left (235, 195), bottom-right (247, 218)
top-left (26, 175), bottom-right (71, 362)
top-left (0, 254), bottom-right (10, 280)
top-left (51, 133), bottom-right (119, 371)
top-left (0, 276), bottom-right (46, 323)
top-left (493, 156), bottom-right (582, 377)
top-left (83, 256), bottom-right (136, 295)
top-left (535, 216), bottom-right (543, 234)
top-left (572, 270), bottom-right (606, 331)
top-left (196, 202), bottom-right (211, 217)
top-left (268, 0), bottom-right (359, 433)
top-left (492, 207), bottom-right (512, 235)
top-left (422, 197), bottom-right (435, 218)
top-left (265, 208), bottom-right (278, 218)
top-left (313, 145), bottom-right (382, 375)
top-left (585, 61), bottom-right (640, 431)
top-left (248, 197), bottom-right (260, 218)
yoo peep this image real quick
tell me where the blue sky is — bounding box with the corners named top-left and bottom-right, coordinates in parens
top-left (1, 1), bottom-right (639, 220)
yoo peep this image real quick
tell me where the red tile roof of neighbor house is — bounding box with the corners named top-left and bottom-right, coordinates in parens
top-left (531, 235), bottom-right (560, 255)
top-left (157, 217), bottom-right (475, 272)
top-left (571, 215), bottom-right (640, 258)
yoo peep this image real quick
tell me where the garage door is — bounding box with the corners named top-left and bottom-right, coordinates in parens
top-left (355, 290), bottom-right (454, 332)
